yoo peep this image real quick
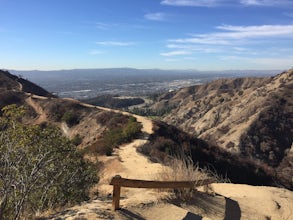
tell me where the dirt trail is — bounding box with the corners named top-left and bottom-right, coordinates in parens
top-left (98, 139), bottom-right (169, 207)
top-left (25, 96), bottom-right (47, 124)
top-left (80, 103), bottom-right (153, 134)
top-left (77, 102), bottom-right (166, 195)
top-left (45, 102), bottom-right (171, 219)
top-left (43, 101), bottom-right (293, 220)
top-left (90, 104), bottom-right (169, 206)
top-left (25, 96), bottom-right (164, 205)
top-left (17, 80), bottom-right (23, 91)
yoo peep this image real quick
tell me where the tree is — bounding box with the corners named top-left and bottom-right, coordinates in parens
top-left (0, 105), bottom-right (98, 220)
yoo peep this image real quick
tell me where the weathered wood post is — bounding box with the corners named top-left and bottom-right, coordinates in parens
top-left (109, 175), bottom-right (215, 211)
top-left (111, 175), bottom-right (122, 210)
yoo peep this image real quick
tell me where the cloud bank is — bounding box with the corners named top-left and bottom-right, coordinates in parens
top-left (161, 0), bottom-right (293, 7)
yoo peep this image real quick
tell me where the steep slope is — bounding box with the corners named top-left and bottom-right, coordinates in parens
top-left (0, 70), bottom-right (143, 155)
top-left (151, 70), bottom-right (292, 166)
top-left (0, 69), bottom-right (53, 97)
top-left (0, 70), bottom-right (20, 91)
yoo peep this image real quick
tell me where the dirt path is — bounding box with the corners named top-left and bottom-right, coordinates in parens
top-left (97, 139), bottom-right (169, 206)
top-left (45, 102), bottom-right (171, 219)
top-left (93, 105), bottom-right (168, 206)
top-left (77, 101), bottom-right (166, 199)
top-left (43, 101), bottom-right (293, 220)
top-left (25, 96), bottom-right (47, 124)
top-left (80, 103), bottom-right (153, 134)
top-left (17, 80), bottom-right (23, 91)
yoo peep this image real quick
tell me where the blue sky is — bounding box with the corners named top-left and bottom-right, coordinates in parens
top-left (1, 0), bottom-right (293, 70)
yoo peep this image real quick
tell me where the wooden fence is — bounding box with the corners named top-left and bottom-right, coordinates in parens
top-left (109, 175), bottom-right (214, 210)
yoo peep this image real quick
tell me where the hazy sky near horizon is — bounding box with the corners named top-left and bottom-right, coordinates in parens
top-left (1, 0), bottom-right (293, 70)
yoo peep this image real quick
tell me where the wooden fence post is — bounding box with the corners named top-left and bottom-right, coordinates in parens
top-left (112, 175), bottom-right (122, 210)
top-left (109, 175), bottom-right (214, 211)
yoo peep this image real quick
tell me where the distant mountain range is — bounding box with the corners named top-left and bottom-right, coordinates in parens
top-left (9, 68), bottom-right (281, 98)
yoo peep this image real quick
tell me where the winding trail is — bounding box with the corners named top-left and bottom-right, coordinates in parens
top-left (25, 96), bottom-right (48, 124)
top-left (79, 102), bottom-right (169, 205)
top-left (41, 100), bottom-right (171, 219)
top-left (39, 99), bottom-right (293, 220)
top-left (25, 96), bottom-right (167, 206)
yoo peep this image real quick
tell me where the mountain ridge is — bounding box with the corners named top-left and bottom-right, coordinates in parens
top-left (147, 69), bottom-right (293, 188)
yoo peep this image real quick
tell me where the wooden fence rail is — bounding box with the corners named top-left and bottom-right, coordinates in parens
top-left (109, 175), bottom-right (214, 210)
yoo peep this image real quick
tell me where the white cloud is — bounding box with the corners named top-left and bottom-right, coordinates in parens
top-left (95, 22), bottom-right (150, 30)
top-left (183, 56), bottom-right (197, 60)
top-left (240, 0), bottom-right (293, 6)
top-left (161, 0), bottom-right (221, 7)
top-left (160, 50), bottom-right (192, 56)
top-left (220, 55), bottom-right (293, 68)
top-left (216, 24), bottom-right (293, 38)
top-left (164, 58), bottom-right (180, 62)
top-left (232, 47), bottom-right (248, 52)
top-left (169, 24), bottom-right (293, 47)
top-left (144, 12), bottom-right (167, 21)
top-left (96, 22), bottom-right (116, 30)
top-left (162, 24), bottom-right (293, 67)
top-left (95, 41), bottom-right (135, 46)
top-left (161, 0), bottom-right (293, 7)
top-left (167, 43), bottom-right (222, 53)
top-left (89, 50), bottom-right (105, 55)
top-left (171, 36), bottom-right (230, 45)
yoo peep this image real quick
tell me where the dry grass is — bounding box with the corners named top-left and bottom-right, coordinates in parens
top-left (157, 154), bottom-right (222, 200)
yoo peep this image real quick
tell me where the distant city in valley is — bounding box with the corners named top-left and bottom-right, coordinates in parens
top-left (11, 68), bottom-right (279, 99)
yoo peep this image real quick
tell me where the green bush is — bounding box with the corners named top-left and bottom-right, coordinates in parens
top-left (87, 116), bottom-right (142, 156)
top-left (0, 105), bottom-right (98, 220)
top-left (62, 111), bottom-right (79, 127)
top-left (71, 134), bottom-right (83, 146)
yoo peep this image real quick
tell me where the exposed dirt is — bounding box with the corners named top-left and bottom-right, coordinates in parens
top-left (43, 100), bottom-right (293, 220)
top-left (25, 96), bottom-right (47, 124)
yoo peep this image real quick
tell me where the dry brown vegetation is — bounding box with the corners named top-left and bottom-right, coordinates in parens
top-left (149, 70), bottom-right (292, 163)
top-left (141, 69), bottom-right (293, 190)
top-left (0, 69), bottom-right (53, 97)
top-left (157, 154), bottom-right (217, 200)
top-left (138, 120), bottom-right (288, 189)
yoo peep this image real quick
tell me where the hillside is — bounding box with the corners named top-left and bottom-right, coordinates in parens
top-left (0, 70), bottom-right (142, 154)
top-left (0, 70), bottom-right (54, 113)
top-left (148, 70), bottom-right (292, 178)
top-left (0, 70), bottom-right (53, 97)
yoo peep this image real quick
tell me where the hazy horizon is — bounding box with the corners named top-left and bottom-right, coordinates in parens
top-left (10, 68), bottom-right (279, 99)
top-left (7, 67), bottom-right (286, 72)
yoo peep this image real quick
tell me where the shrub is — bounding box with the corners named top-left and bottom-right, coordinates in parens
top-left (71, 134), bottom-right (83, 146)
top-left (62, 111), bottom-right (79, 127)
top-left (87, 116), bottom-right (142, 156)
top-left (0, 105), bottom-right (98, 219)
